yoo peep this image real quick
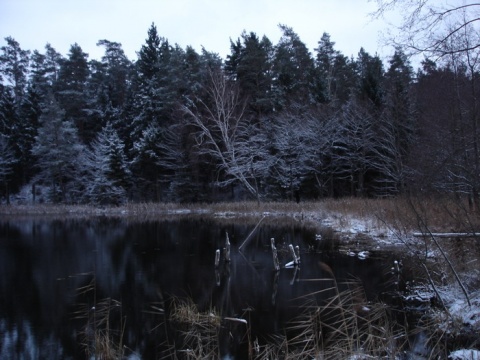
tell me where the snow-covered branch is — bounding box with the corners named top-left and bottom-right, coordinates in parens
top-left (182, 69), bottom-right (261, 199)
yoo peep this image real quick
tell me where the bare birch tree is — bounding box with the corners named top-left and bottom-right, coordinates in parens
top-left (371, 0), bottom-right (480, 57)
top-left (182, 69), bottom-right (265, 200)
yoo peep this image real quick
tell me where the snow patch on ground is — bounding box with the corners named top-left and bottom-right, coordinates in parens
top-left (437, 288), bottom-right (480, 331)
top-left (320, 212), bottom-right (400, 244)
top-left (407, 285), bottom-right (480, 357)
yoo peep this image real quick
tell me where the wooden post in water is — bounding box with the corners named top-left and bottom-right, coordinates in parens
top-left (289, 244), bottom-right (299, 266)
top-left (215, 249), bottom-right (221, 268)
top-left (271, 238), bottom-right (280, 271)
top-left (224, 232), bottom-right (231, 263)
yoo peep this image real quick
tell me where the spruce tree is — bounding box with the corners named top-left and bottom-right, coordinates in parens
top-left (31, 93), bottom-right (84, 203)
top-left (82, 122), bottom-right (130, 204)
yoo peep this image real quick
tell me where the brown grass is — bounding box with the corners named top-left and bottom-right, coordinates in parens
top-left (74, 278), bottom-right (125, 360)
top-left (166, 281), bottom-right (408, 359)
top-left (2, 195), bottom-right (479, 232)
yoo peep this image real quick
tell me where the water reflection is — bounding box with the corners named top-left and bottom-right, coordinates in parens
top-left (0, 217), bottom-right (400, 359)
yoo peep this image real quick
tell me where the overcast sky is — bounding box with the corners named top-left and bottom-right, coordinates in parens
top-left (0, 0), bottom-right (395, 63)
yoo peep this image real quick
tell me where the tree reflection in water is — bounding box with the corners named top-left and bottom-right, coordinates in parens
top-left (0, 217), bottom-right (399, 358)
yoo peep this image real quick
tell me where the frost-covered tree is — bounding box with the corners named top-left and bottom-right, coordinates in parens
top-left (56, 43), bottom-right (92, 142)
top-left (370, 110), bottom-right (414, 194)
top-left (16, 85), bottom-right (41, 183)
top-left (96, 40), bottom-right (132, 109)
top-left (376, 48), bottom-right (415, 194)
top-left (151, 123), bottom-right (205, 202)
top-left (330, 100), bottom-right (378, 196)
top-left (127, 25), bottom-right (187, 200)
top-left (314, 32), bottom-right (338, 103)
top-left (0, 133), bottom-right (16, 203)
top-left (29, 44), bottom-right (63, 100)
top-left (0, 84), bottom-right (25, 193)
top-left (225, 31), bottom-right (274, 115)
top-left (130, 124), bottom-right (164, 200)
top-left (130, 23), bottom-right (175, 139)
top-left (268, 109), bottom-right (330, 200)
top-left (31, 94), bottom-right (84, 203)
top-left (82, 122), bottom-right (130, 204)
top-left (272, 25), bottom-right (315, 108)
top-left (87, 40), bottom-right (132, 133)
top-left (182, 69), bottom-right (264, 200)
top-left (0, 37), bottom-right (30, 105)
top-left (355, 48), bottom-right (384, 108)
top-left (0, 85), bottom-right (16, 141)
top-left (314, 33), bottom-right (357, 105)
top-left (372, 0), bottom-right (480, 57)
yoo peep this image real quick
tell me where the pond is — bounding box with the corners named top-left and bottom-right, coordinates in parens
top-left (0, 216), bottom-right (417, 359)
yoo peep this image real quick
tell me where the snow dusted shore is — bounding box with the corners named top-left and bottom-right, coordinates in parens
top-left (1, 201), bottom-right (479, 357)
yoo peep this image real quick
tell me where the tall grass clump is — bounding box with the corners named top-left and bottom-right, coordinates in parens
top-left (253, 277), bottom-right (408, 359)
top-left (74, 275), bottom-right (126, 360)
top-left (169, 298), bottom-right (222, 359)
top-left (164, 280), bottom-right (409, 359)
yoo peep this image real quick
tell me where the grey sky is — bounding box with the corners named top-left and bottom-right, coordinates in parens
top-left (0, 0), bottom-right (393, 62)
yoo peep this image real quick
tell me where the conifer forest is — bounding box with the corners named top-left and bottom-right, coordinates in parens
top-left (1, 22), bottom-right (479, 205)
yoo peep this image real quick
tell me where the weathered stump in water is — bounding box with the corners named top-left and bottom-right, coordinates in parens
top-left (288, 244), bottom-right (299, 266)
top-left (224, 232), bottom-right (231, 262)
top-left (215, 249), bottom-right (221, 268)
top-left (271, 238), bottom-right (280, 271)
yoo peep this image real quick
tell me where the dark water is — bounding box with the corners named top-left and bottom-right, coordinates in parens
top-left (0, 217), bottom-right (407, 359)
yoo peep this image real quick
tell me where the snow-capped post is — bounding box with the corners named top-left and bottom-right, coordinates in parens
top-left (224, 232), bottom-right (231, 263)
top-left (215, 249), bottom-right (221, 268)
top-left (271, 238), bottom-right (280, 271)
top-left (289, 244), bottom-right (299, 266)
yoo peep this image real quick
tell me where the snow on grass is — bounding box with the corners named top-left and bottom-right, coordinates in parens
top-left (449, 349), bottom-right (480, 360)
top-left (440, 288), bottom-right (480, 332)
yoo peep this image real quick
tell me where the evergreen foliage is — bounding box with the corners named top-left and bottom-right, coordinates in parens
top-left (82, 122), bottom-right (130, 204)
top-left (1, 22), bottom-right (478, 203)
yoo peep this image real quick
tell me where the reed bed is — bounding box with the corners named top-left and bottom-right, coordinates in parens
top-left (2, 195), bottom-right (478, 233)
top-left (162, 280), bottom-right (409, 359)
top-left (73, 276), bottom-right (126, 360)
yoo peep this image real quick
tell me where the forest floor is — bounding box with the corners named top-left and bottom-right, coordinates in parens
top-left (1, 197), bottom-right (480, 357)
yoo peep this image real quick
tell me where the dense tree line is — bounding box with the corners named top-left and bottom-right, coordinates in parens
top-left (1, 22), bottom-right (479, 205)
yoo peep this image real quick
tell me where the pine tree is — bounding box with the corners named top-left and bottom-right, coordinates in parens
top-left (355, 48), bottom-right (384, 108)
top-left (314, 33), bottom-right (356, 104)
top-left (314, 32), bottom-right (337, 103)
top-left (96, 40), bottom-right (132, 109)
top-left (56, 43), bottom-right (92, 143)
top-left (29, 44), bottom-right (63, 101)
top-left (0, 37), bottom-right (30, 105)
top-left (225, 32), bottom-right (274, 115)
top-left (377, 48), bottom-right (415, 193)
top-left (272, 25), bottom-right (315, 109)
